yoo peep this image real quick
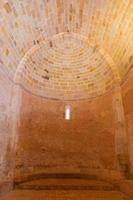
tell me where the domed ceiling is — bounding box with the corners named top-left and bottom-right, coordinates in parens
top-left (15, 33), bottom-right (116, 99)
top-left (0, 0), bottom-right (132, 100)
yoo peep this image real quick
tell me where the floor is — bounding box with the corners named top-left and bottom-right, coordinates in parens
top-left (0, 190), bottom-right (128, 200)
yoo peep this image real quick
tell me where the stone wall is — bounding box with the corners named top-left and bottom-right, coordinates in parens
top-left (122, 69), bottom-right (133, 174)
top-left (0, 72), bottom-right (13, 194)
top-left (15, 87), bottom-right (118, 180)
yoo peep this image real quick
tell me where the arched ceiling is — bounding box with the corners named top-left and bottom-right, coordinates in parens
top-left (0, 0), bottom-right (133, 100)
top-left (15, 33), bottom-right (116, 99)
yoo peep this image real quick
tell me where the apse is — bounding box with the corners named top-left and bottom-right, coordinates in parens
top-left (0, 0), bottom-right (132, 199)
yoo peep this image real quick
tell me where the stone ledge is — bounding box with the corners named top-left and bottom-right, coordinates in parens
top-left (14, 169), bottom-right (123, 186)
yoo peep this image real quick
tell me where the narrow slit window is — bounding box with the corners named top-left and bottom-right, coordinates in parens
top-left (65, 105), bottom-right (71, 120)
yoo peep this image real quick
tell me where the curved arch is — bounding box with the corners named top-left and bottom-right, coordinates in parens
top-left (14, 32), bottom-right (121, 100)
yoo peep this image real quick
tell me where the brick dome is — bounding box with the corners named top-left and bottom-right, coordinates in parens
top-left (0, 0), bottom-right (132, 100)
top-left (14, 33), bottom-right (115, 100)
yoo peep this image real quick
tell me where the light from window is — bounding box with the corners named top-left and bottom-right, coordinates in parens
top-left (65, 105), bottom-right (71, 120)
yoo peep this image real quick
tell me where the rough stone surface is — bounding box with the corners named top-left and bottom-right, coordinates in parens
top-left (122, 69), bottom-right (133, 173)
top-left (0, 72), bottom-right (14, 196)
top-left (15, 88), bottom-right (117, 180)
top-left (0, 73), bottom-right (13, 183)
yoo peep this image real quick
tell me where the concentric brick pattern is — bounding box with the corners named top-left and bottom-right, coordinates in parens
top-left (0, 0), bottom-right (132, 80)
top-left (15, 33), bottom-right (115, 100)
